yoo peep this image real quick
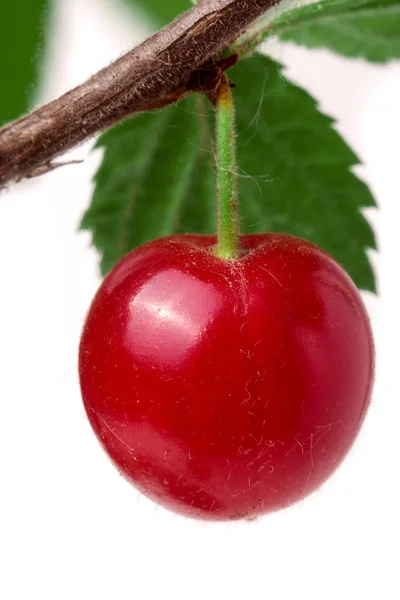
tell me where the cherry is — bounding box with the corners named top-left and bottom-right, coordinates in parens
top-left (79, 233), bottom-right (374, 521)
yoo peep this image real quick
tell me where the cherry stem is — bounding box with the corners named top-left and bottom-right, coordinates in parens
top-left (214, 76), bottom-right (240, 260)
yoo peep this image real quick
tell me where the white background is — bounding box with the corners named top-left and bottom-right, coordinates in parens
top-left (0, 1), bottom-right (399, 598)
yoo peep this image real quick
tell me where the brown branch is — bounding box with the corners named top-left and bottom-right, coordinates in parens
top-left (0, 0), bottom-right (281, 187)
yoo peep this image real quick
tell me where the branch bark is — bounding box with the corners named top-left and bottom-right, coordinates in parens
top-left (0, 0), bottom-right (281, 187)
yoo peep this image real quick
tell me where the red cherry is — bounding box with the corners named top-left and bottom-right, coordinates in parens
top-left (79, 234), bottom-right (374, 521)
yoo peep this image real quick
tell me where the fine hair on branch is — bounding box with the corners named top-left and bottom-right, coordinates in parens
top-left (0, 0), bottom-right (281, 187)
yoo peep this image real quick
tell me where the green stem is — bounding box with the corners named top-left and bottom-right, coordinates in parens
top-left (214, 78), bottom-right (240, 260)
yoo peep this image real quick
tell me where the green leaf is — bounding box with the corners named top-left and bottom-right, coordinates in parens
top-left (233, 54), bottom-right (376, 291)
top-left (269, 0), bottom-right (400, 62)
top-left (81, 95), bottom-right (216, 276)
top-left (83, 54), bottom-right (376, 291)
top-left (120, 0), bottom-right (189, 27)
top-left (0, 1), bottom-right (49, 127)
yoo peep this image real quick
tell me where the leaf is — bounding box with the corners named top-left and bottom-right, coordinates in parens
top-left (83, 54), bottom-right (376, 291)
top-left (0, 1), bottom-right (49, 127)
top-left (233, 54), bottom-right (377, 291)
top-left (120, 0), bottom-right (189, 27)
top-left (81, 95), bottom-right (216, 276)
top-left (268, 0), bottom-right (400, 62)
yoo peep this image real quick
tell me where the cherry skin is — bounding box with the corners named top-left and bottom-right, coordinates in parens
top-left (79, 234), bottom-right (374, 521)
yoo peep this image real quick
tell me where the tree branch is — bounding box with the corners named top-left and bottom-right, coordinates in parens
top-left (0, 0), bottom-right (282, 187)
